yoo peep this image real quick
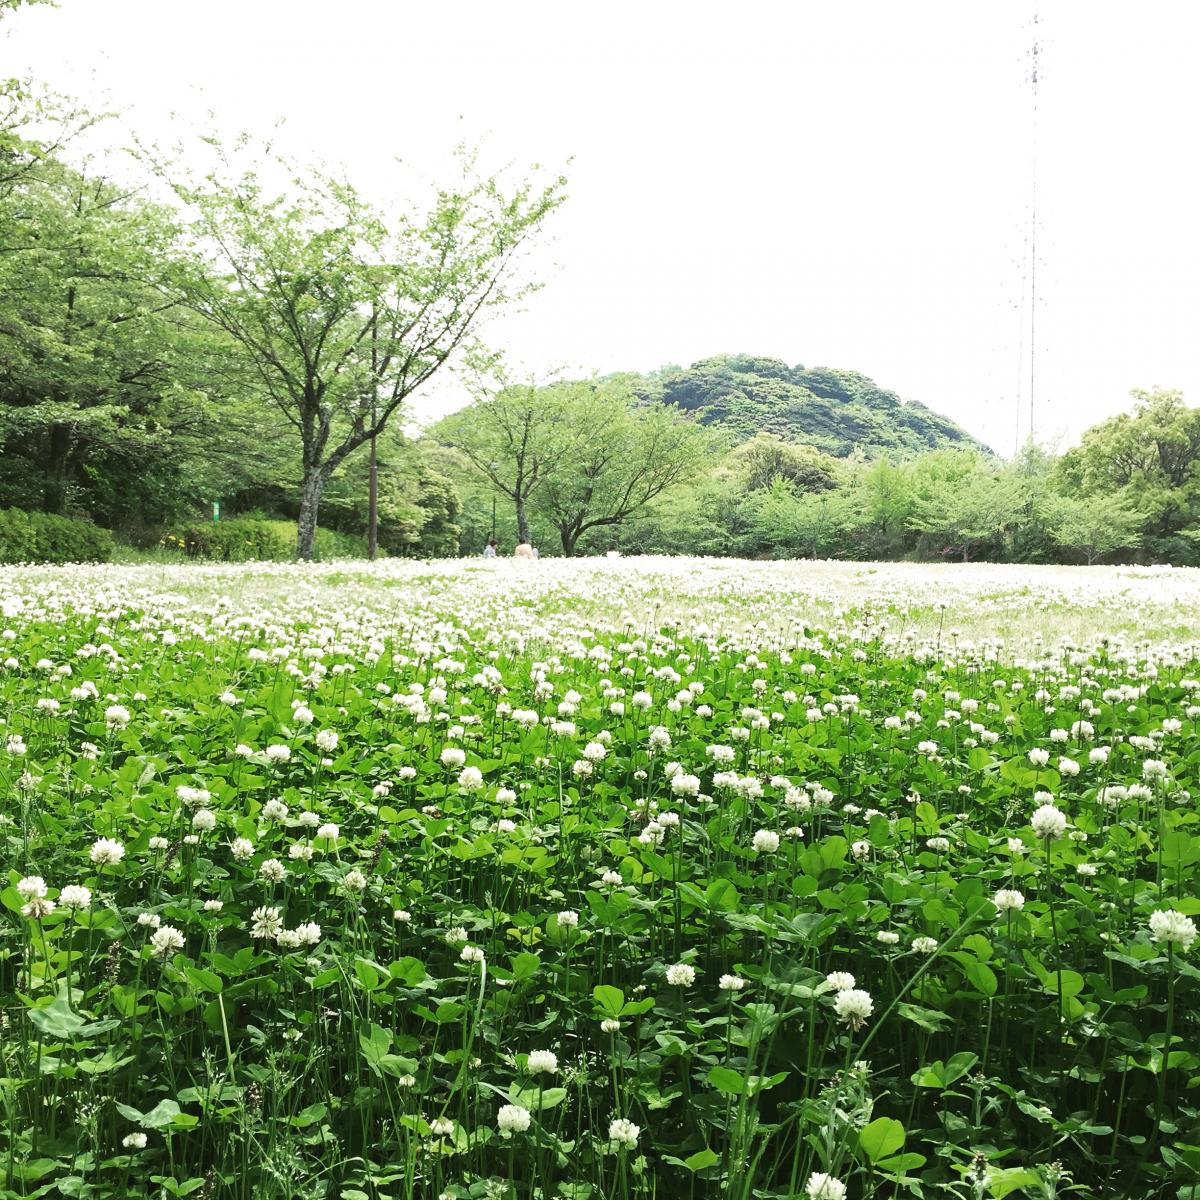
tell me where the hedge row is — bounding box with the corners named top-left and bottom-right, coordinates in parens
top-left (161, 518), bottom-right (369, 561)
top-left (0, 508), bottom-right (114, 564)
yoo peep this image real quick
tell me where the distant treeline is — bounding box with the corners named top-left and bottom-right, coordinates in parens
top-left (439, 377), bottom-right (1197, 567)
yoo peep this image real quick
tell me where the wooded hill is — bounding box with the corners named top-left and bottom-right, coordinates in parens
top-left (633, 354), bottom-right (988, 457)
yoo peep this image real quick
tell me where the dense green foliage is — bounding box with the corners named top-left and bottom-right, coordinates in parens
top-left (437, 378), bottom-right (713, 553)
top-left (0, 1), bottom-right (559, 560)
top-left (0, 506), bottom-right (112, 562)
top-left (634, 355), bottom-right (985, 457)
top-left (161, 518), bottom-right (367, 563)
top-left (3, 560), bottom-right (1200, 1199)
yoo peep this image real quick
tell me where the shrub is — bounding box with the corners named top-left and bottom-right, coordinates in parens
top-left (160, 518), bottom-right (369, 561)
top-left (0, 507), bottom-right (114, 563)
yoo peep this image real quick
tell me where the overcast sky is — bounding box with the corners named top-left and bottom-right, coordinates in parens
top-left (7, 0), bottom-right (1199, 453)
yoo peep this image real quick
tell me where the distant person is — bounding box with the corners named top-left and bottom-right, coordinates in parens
top-left (531, 545), bottom-right (540, 559)
top-left (514, 541), bottom-right (535, 559)
top-left (483, 538), bottom-right (498, 558)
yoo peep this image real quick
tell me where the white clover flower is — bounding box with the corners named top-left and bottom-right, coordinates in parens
top-left (608, 1117), bottom-right (640, 1148)
top-left (926, 836), bottom-right (950, 853)
top-left (600, 1018), bottom-right (621, 1033)
top-left (230, 837), bottom-right (255, 861)
top-left (527, 1049), bottom-right (558, 1075)
top-left (458, 765), bottom-right (484, 792)
top-left (825, 971), bottom-right (855, 991)
top-left (262, 799), bottom-right (289, 821)
top-left (16, 875), bottom-right (47, 900)
top-left (556, 909), bottom-right (579, 928)
top-left (260, 858), bottom-right (287, 883)
top-left (666, 963), bottom-right (696, 987)
top-left (191, 809), bottom-right (217, 832)
top-left (805, 1173), bottom-right (847, 1200)
top-left (752, 829), bottom-right (780, 854)
top-left (993, 888), bottom-right (1025, 912)
top-left (876, 930), bottom-right (900, 945)
top-left (1149, 908), bottom-right (1197, 951)
top-left (265, 744), bottom-right (291, 764)
top-left (150, 925), bottom-right (185, 957)
top-left (430, 1117), bottom-right (455, 1137)
top-left (1028, 747), bottom-right (1050, 767)
top-left (105, 704), bottom-right (131, 729)
top-left (912, 936), bottom-right (939, 954)
top-left (460, 944), bottom-right (485, 964)
top-left (718, 974), bottom-right (745, 992)
top-left (89, 838), bottom-right (125, 866)
top-left (671, 772), bottom-right (700, 796)
top-left (1143, 758), bottom-right (1169, 781)
top-left (315, 729), bottom-right (339, 753)
top-left (440, 746), bottom-right (466, 769)
top-left (316, 823), bottom-right (340, 841)
top-left (833, 987), bottom-right (874, 1029)
top-left (59, 884), bottom-right (92, 910)
top-left (343, 869), bottom-right (368, 892)
top-left (497, 1103), bottom-right (531, 1137)
top-left (1031, 804), bottom-right (1067, 840)
top-left (250, 906), bottom-right (283, 940)
top-left (122, 1131), bottom-right (149, 1150)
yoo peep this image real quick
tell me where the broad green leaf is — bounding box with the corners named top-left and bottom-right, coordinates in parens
top-left (859, 1116), bottom-right (905, 1162)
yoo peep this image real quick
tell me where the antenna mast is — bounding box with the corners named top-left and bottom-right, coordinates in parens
top-left (1028, 9), bottom-right (1040, 443)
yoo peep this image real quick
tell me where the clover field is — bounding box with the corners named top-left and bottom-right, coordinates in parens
top-left (3, 558), bottom-right (1200, 1200)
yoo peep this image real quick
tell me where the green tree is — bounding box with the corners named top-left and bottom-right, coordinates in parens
top-left (731, 433), bottom-right (840, 493)
top-left (1057, 388), bottom-right (1200, 559)
top-left (1040, 492), bottom-right (1141, 565)
top-left (321, 432), bottom-right (462, 557)
top-left (747, 479), bottom-right (866, 559)
top-left (0, 159), bottom-right (241, 525)
top-left (535, 379), bottom-right (712, 555)
top-left (907, 450), bottom-right (1018, 561)
top-left (851, 456), bottom-right (913, 558)
top-left (154, 141), bottom-right (565, 559)
top-left (438, 379), bottom-right (567, 546)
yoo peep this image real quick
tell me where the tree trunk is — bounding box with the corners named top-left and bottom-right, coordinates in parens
top-left (367, 432), bottom-right (378, 560)
top-left (516, 495), bottom-right (531, 545)
top-left (43, 423), bottom-right (74, 515)
top-left (297, 469), bottom-right (325, 561)
top-left (961, 541), bottom-right (971, 563)
top-left (560, 527), bottom-right (577, 556)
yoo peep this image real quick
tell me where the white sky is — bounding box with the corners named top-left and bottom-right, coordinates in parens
top-left (6, 0), bottom-right (1200, 454)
